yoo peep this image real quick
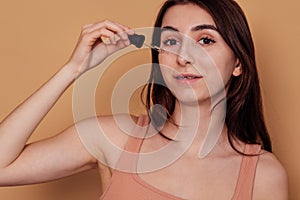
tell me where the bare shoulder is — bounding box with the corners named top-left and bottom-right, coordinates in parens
top-left (96, 114), bottom-right (139, 148)
top-left (253, 150), bottom-right (288, 200)
top-left (75, 114), bottom-right (139, 167)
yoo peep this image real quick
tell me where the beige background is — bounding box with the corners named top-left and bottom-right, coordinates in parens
top-left (0, 0), bottom-right (299, 199)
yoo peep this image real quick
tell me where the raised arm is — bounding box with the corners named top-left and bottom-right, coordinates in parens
top-left (0, 20), bottom-right (133, 185)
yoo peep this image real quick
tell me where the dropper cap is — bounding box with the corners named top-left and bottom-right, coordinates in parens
top-left (128, 33), bottom-right (161, 52)
top-left (128, 34), bottom-right (145, 48)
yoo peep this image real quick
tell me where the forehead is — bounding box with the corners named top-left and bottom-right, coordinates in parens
top-left (161, 3), bottom-right (216, 30)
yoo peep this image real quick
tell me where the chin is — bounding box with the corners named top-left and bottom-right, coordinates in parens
top-left (174, 91), bottom-right (211, 106)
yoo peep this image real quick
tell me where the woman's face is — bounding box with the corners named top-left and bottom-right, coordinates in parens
top-left (158, 3), bottom-right (242, 104)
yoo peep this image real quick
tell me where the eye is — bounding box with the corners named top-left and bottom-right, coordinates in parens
top-left (162, 38), bottom-right (180, 46)
top-left (199, 37), bottom-right (216, 45)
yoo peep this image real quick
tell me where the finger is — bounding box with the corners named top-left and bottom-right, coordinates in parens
top-left (80, 28), bottom-right (115, 46)
top-left (82, 23), bottom-right (93, 30)
top-left (113, 21), bottom-right (135, 35)
top-left (85, 20), bottom-right (130, 34)
top-left (84, 28), bottom-right (131, 49)
top-left (83, 20), bottom-right (133, 42)
top-left (105, 39), bottom-right (128, 54)
top-left (90, 28), bottom-right (129, 46)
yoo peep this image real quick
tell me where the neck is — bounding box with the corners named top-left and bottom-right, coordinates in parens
top-left (171, 99), bottom-right (213, 127)
top-left (162, 99), bottom-right (228, 157)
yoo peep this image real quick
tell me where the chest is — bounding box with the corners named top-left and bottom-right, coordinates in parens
top-left (134, 155), bottom-right (242, 200)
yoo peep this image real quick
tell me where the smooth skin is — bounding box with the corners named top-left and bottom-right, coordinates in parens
top-left (0, 20), bottom-right (133, 185)
top-left (138, 4), bottom-right (288, 200)
top-left (0, 4), bottom-right (288, 200)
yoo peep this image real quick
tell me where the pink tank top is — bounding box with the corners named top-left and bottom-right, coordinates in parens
top-left (100, 115), bottom-right (261, 200)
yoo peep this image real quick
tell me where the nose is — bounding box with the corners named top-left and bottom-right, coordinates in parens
top-left (177, 54), bottom-right (192, 66)
top-left (176, 40), bottom-right (194, 66)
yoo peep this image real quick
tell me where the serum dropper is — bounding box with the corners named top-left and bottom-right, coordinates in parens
top-left (128, 33), bottom-right (161, 52)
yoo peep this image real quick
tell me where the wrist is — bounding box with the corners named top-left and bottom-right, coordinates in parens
top-left (60, 62), bottom-right (82, 81)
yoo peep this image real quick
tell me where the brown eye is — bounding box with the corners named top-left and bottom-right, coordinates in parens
top-left (199, 37), bottom-right (216, 45)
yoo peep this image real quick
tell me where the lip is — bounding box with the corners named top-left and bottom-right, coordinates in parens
top-left (173, 73), bottom-right (203, 84)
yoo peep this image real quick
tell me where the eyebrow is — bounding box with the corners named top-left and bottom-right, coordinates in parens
top-left (161, 24), bottom-right (218, 33)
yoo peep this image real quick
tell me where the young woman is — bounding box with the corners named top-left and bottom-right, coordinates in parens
top-left (0, 0), bottom-right (288, 199)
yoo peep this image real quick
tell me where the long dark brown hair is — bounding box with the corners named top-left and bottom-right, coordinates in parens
top-left (142, 0), bottom-right (272, 153)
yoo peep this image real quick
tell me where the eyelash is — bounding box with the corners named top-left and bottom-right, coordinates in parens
top-left (162, 38), bottom-right (179, 46)
top-left (161, 37), bottom-right (216, 47)
top-left (199, 37), bottom-right (216, 45)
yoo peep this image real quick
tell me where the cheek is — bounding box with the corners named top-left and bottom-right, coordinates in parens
top-left (210, 51), bottom-right (236, 86)
top-left (158, 54), bottom-right (175, 82)
top-left (159, 65), bottom-right (174, 89)
top-left (158, 54), bottom-right (169, 67)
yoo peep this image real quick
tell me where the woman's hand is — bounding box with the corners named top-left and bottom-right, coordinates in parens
top-left (67, 20), bottom-right (134, 77)
top-left (0, 19), bottom-right (134, 185)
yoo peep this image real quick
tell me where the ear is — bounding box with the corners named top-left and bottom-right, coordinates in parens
top-left (232, 59), bottom-right (242, 77)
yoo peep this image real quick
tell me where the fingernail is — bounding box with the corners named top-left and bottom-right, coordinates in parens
top-left (128, 29), bottom-right (135, 35)
top-left (125, 39), bottom-right (130, 46)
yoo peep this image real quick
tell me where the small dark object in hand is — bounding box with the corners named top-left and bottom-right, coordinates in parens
top-left (128, 34), bottom-right (145, 48)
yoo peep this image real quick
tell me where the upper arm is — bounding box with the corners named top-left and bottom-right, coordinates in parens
top-left (76, 114), bottom-right (137, 169)
top-left (253, 151), bottom-right (288, 200)
top-left (0, 123), bottom-right (98, 186)
top-left (0, 114), bottom-right (137, 186)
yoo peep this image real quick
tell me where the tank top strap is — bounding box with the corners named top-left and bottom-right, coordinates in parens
top-left (115, 115), bottom-right (149, 172)
top-left (123, 115), bottom-right (149, 152)
top-left (232, 144), bottom-right (261, 200)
